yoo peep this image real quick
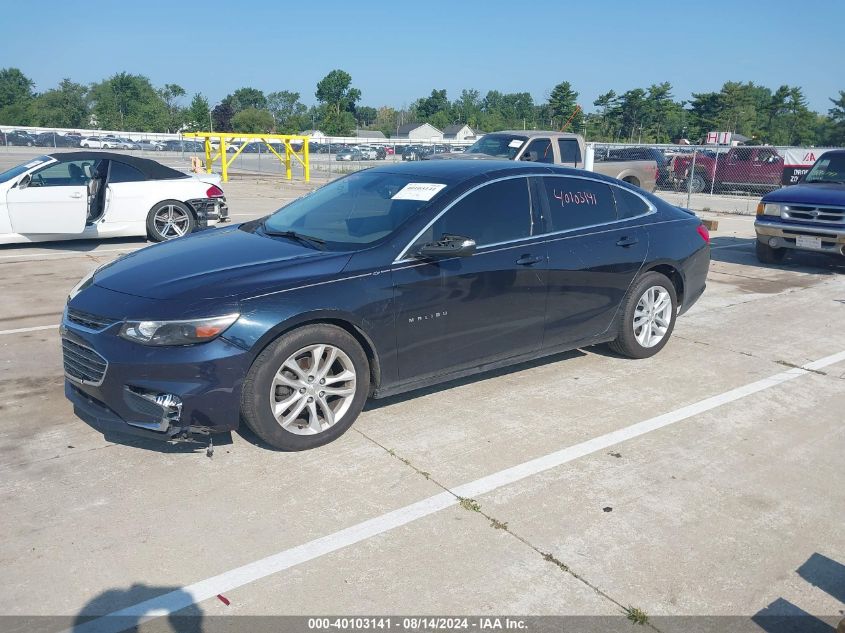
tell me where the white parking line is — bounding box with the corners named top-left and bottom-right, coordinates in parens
top-left (0, 324), bottom-right (59, 336)
top-left (66, 348), bottom-right (845, 633)
top-left (711, 243), bottom-right (754, 250)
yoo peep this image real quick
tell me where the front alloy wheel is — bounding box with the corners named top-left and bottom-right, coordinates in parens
top-left (242, 324), bottom-right (370, 450)
top-left (270, 344), bottom-right (357, 435)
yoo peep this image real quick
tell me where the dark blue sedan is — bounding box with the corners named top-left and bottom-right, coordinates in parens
top-left (63, 161), bottom-right (710, 450)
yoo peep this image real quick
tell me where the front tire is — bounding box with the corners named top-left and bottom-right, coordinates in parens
top-left (609, 271), bottom-right (678, 359)
top-left (755, 240), bottom-right (786, 264)
top-left (688, 172), bottom-right (707, 194)
top-left (146, 200), bottom-right (196, 241)
top-left (241, 324), bottom-right (370, 450)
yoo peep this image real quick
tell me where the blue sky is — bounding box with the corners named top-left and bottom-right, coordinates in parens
top-left (1, 0), bottom-right (841, 113)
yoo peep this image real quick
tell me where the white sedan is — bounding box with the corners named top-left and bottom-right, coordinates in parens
top-left (0, 152), bottom-right (228, 244)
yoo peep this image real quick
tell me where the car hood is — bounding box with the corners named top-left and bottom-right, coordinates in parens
top-left (764, 183), bottom-right (845, 206)
top-left (93, 224), bottom-right (352, 301)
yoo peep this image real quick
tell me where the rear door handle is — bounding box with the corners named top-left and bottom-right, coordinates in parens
top-left (616, 236), bottom-right (639, 247)
top-left (70, 192), bottom-right (83, 199)
top-left (516, 254), bottom-right (543, 266)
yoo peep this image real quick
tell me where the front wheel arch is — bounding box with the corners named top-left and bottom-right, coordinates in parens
top-left (245, 314), bottom-right (382, 395)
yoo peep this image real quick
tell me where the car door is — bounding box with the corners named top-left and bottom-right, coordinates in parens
top-left (538, 175), bottom-right (650, 346)
top-left (392, 176), bottom-right (548, 381)
top-left (751, 148), bottom-right (784, 187)
top-left (5, 160), bottom-right (89, 234)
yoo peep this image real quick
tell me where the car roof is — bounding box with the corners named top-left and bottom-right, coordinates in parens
top-left (486, 130), bottom-right (581, 140)
top-left (47, 151), bottom-right (188, 180)
top-left (363, 159), bottom-right (612, 184)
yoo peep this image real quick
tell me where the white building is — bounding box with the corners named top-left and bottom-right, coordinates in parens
top-left (443, 124), bottom-right (477, 141)
top-left (395, 122), bottom-right (443, 140)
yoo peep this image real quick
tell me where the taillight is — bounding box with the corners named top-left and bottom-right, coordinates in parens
top-left (696, 224), bottom-right (710, 243)
top-left (206, 184), bottom-right (224, 198)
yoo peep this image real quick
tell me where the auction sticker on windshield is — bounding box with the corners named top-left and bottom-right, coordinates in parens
top-left (508, 139), bottom-right (524, 148)
top-left (391, 183), bottom-right (447, 201)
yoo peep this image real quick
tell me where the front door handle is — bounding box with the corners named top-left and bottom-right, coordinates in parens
top-left (616, 236), bottom-right (639, 248)
top-left (516, 254), bottom-right (543, 266)
top-left (70, 192), bottom-right (83, 199)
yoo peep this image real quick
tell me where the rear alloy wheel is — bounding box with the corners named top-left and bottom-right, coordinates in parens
top-left (241, 324), bottom-right (370, 450)
top-left (755, 240), bottom-right (786, 264)
top-left (609, 271), bottom-right (677, 359)
top-left (146, 201), bottom-right (195, 241)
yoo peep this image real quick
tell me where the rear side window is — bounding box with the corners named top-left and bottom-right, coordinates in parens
top-left (541, 176), bottom-right (615, 231)
top-left (613, 187), bottom-right (650, 219)
top-left (558, 139), bottom-right (582, 166)
top-left (420, 177), bottom-right (532, 247)
top-left (108, 161), bottom-right (145, 183)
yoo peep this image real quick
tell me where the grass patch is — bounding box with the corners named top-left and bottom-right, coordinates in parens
top-left (458, 497), bottom-right (481, 513)
top-left (624, 606), bottom-right (649, 626)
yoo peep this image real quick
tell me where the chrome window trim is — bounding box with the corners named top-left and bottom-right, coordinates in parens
top-left (394, 173), bottom-right (657, 264)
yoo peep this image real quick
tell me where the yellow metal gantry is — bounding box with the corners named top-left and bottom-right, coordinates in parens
top-left (183, 132), bottom-right (310, 183)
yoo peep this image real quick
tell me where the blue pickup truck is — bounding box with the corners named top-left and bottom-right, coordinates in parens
top-left (754, 149), bottom-right (845, 264)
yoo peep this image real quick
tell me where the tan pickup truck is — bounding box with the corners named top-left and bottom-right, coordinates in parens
top-left (434, 131), bottom-right (657, 191)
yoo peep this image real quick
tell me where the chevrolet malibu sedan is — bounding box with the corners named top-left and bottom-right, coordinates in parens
top-left (0, 152), bottom-right (228, 244)
top-left (63, 161), bottom-right (710, 451)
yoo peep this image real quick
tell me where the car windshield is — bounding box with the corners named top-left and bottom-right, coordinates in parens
top-left (262, 171), bottom-right (449, 250)
top-left (804, 155), bottom-right (845, 184)
top-left (464, 134), bottom-right (527, 159)
top-left (0, 156), bottom-right (52, 184)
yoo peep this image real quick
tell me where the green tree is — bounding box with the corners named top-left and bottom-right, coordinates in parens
top-left (230, 87), bottom-right (267, 112)
top-left (547, 81), bottom-right (582, 131)
top-left (32, 79), bottom-right (88, 127)
top-left (267, 90), bottom-right (307, 132)
top-left (89, 72), bottom-right (169, 131)
top-left (231, 107), bottom-right (274, 133)
top-left (454, 89), bottom-right (481, 126)
top-left (158, 83), bottom-right (186, 132)
top-left (355, 105), bottom-right (378, 127)
top-left (0, 67), bottom-right (35, 125)
top-left (186, 93), bottom-right (211, 131)
top-left (416, 89), bottom-right (449, 120)
top-left (826, 90), bottom-right (845, 145)
top-left (315, 69), bottom-right (361, 118)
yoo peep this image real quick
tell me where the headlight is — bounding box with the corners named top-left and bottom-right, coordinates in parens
top-left (119, 314), bottom-right (239, 346)
top-left (756, 203), bottom-right (782, 216)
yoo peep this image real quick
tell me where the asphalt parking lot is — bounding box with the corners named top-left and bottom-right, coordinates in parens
top-left (0, 151), bottom-right (844, 631)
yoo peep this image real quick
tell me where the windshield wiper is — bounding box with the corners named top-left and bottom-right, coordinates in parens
top-left (262, 225), bottom-right (326, 249)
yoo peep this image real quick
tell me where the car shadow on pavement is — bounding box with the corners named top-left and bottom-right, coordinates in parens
top-left (0, 237), bottom-right (148, 254)
top-left (751, 553), bottom-right (845, 633)
top-left (72, 582), bottom-right (204, 632)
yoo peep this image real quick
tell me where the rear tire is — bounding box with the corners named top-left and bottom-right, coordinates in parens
top-left (241, 324), bottom-right (370, 451)
top-left (609, 271), bottom-right (677, 359)
top-left (688, 173), bottom-right (707, 193)
top-left (755, 240), bottom-right (786, 264)
top-left (146, 200), bottom-right (195, 242)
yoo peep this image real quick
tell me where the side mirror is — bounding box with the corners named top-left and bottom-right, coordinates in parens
top-left (417, 234), bottom-right (476, 259)
top-left (17, 174), bottom-right (31, 189)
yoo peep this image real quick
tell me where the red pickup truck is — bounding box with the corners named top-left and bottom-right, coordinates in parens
top-left (671, 146), bottom-right (784, 194)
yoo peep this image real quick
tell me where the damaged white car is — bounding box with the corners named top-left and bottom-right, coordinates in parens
top-left (0, 152), bottom-right (228, 244)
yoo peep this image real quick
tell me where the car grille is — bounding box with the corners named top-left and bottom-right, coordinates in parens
top-left (62, 338), bottom-right (108, 386)
top-left (66, 308), bottom-right (117, 331)
top-left (783, 205), bottom-right (845, 225)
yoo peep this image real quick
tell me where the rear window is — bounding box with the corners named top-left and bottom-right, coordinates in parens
top-left (613, 187), bottom-right (651, 219)
top-left (558, 139), bottom-right (582, 166)
top-left (109, 161), bottom-right (145, 183)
